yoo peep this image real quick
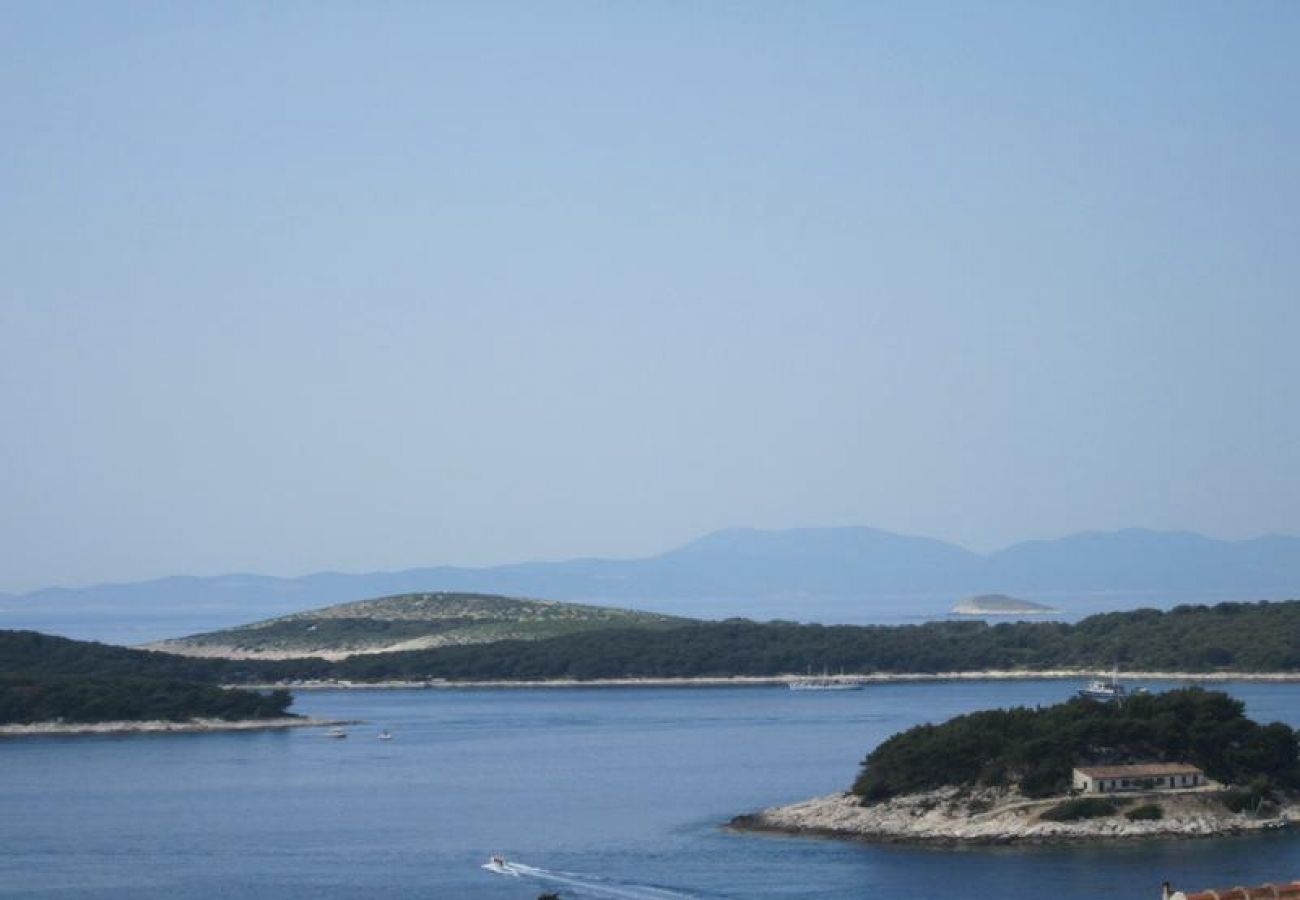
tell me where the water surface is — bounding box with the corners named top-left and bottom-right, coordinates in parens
top-left (2, 679), bottom-right (1298, 898)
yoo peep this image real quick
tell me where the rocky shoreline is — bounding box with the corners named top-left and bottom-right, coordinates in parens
top-left (228, 669), bottom-right (1300, 691)
top-left (730, 788), bottom-right (1300, 846)
top-left (0, 716), bottom-right (350, 737)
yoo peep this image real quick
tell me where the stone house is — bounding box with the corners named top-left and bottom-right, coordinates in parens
top-left (1072, 763), bottom-right (1205, 794)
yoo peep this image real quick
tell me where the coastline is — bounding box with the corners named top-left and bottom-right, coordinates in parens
top-left (730, 789), bottom-right (1300, 846)
top-left (228, 669), bottom-right (1300, 691)
top-left (0, 716), bottom-right (350, 737)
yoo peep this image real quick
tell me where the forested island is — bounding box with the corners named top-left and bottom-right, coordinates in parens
top-left (4, 599), bottom-right (1300, 689)
top-left (0, 634), bottom-right (306, 733)
top-left (734, 688), bottom-right (1300, 844)
top-left (0, 675), bottom-right (293, 726)
top-left (285, 598), bottom-right (1300, 681)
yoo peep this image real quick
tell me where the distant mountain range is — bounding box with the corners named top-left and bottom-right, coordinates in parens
top-left (3, 527), bottom-right (1299, 645)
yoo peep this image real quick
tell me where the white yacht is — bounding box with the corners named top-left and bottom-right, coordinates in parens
top-left (1078, 668), bottom-right (1145, 702)
top-left (789, 669), bottom-right (864, 691)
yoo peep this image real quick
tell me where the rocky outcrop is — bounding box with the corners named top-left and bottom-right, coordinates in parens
top-left (730, 788), bottom-right (1299, 845)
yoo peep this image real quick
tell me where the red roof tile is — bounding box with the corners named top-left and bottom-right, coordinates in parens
top-left (1076, 763), bottom-right (1202, 779)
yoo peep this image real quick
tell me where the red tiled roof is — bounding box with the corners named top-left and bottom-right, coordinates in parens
top-left (1076, 763), bottom-right (1202, 779)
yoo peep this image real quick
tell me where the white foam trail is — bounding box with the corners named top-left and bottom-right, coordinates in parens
top-left (486, 861), bottom-right (696, 899)
top-left (481, 862), bottom-right (521, 878)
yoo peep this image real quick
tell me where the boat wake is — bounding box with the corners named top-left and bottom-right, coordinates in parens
top-left (482, 860), bottom-right (697, 899)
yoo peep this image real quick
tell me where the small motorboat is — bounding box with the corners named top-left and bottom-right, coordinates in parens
top-left (378, 730), bottom-right (393, 741)
top-left (327, 727), bottom-right (348, 739)
top-left (483, 855), bottom-right (516, 876)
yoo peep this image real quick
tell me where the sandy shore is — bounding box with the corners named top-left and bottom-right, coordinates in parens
top-left (227, 669), bottom-right (1300, 691)
top-left (0, 717), bottom-right (351, 737)
top-left (731, 788), bottom-right (1300, 846)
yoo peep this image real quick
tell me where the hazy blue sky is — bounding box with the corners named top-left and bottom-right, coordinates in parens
top-left (2, 2), bottom-right (1298, 593)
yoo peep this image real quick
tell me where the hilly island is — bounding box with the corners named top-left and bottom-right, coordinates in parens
top-left (144, 592), bottom-right (688, 660)
top-left (5, 599), bottom-right (1300, 725)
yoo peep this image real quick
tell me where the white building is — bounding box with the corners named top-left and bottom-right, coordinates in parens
top-left (1072, 763), bottom-right (1205, 794)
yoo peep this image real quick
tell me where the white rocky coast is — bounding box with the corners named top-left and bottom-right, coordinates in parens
top-left (0, 717), bottom-right (346, 737)
top-left (731, 788), bottom-right (1300, 845)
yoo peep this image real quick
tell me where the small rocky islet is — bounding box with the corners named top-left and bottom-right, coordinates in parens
top-left (733, 687), bottom-right (1300, 846)
top-left (732, 787), bottom-right (1298, 845)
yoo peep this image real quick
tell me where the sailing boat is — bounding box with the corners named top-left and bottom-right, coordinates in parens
top-left (789, 666), bottom-right (863, 691)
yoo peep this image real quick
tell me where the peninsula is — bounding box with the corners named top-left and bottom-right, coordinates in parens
top-left (732, 688), bottom-right (1300, 845)
top-left (0, 670), bottom-right (320, 737)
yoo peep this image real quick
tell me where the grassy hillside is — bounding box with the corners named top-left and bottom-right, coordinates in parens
top-left (146, 592), bottom-right (690, 659)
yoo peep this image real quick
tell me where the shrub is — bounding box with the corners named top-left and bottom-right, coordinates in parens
top-left (1039, 798), bottom-right (1118, 821)
top-left (1125, 803), bottom-right (1164, 821)
top-left (1221, 780), bottom-right (1274, 815)
top-left (1220, 791), bottom-right (1253, 813)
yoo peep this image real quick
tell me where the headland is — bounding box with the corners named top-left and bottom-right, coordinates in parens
top-left (732, 787), bottom-right (1298, 845)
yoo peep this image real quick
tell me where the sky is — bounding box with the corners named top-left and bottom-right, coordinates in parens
top-left (2, 2), bottom-right (1298, 593)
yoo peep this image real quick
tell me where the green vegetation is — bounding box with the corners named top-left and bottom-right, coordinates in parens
top-left (0, 674), bottom-right (292, 725)
top-left (294, 599), bottom-right (1300, 681)
top-left (0, 631), bottom-right (243, 681)
top-left (1220, 778), bottom-right (1277, 814)
top-left (1220, 791), bottom-right (1255, 813)
top-left (5, 599), bottom-right (1300, 686)
top-left (1040, 798), bottom-right (1118, 821)
top-left (156, 592), bottom-right (689, 657)
top-left (0, 633), bottom-right (293, 725)
top-left (851, 688), bottom-right (1300, 803)
top-left (1125, 803), bottom-right (1164, 821)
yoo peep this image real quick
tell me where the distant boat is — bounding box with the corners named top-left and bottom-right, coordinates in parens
top-left (327, 727), bottom-right (348, 739)
top-left (483, 855), bottom-right (517, 876)
top-left (1078, 677), bottom-right (1126, 702)
top-left (789, 668), bottom-right (863, 691)
top-left (377, 730), bottom-right (393, 741)
top-left (1078, 668), bottom-right (1146, 702)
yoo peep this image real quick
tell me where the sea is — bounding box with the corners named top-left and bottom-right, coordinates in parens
top-left (3, 679), bottom-right (1300, 899)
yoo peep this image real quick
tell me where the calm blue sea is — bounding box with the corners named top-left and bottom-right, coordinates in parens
top-left (3, 679), bottom-right (1299, 899)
